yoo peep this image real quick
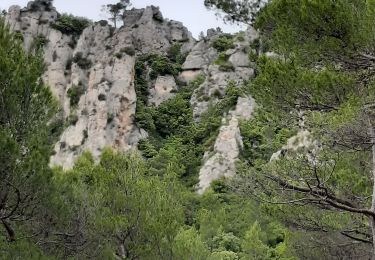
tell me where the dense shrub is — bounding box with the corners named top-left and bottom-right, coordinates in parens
top-left (96, 20), bottom-right (108, 27)
top-left (149, 54), bottom-right (179, 79)
top-left (34, 34), bottom-right (49, 49)
top-left (67, 84), bottom-right (85, 107)
top-left (72, 52), bottom-right (92, 69)
top-left (154, 94), bottom-right (193, 137)
top-left (51, 13), bottom-right (91, 37)
top-left (13, 31), bottom-right (24, 42)
top-left (214, 52), bottom-right (235, 72)
top-left (137, 75), bottom-right (242, 186)
top-left (114, 52), bottom-right (123, 59)
top-left (211, 34), bottom-right (235, 52)
top-left (167, 43), bottom-right (187, 65)
top-left (134, 58), bottom-right (150, 104)
top-left (120, 46), bottom-right (136, 56)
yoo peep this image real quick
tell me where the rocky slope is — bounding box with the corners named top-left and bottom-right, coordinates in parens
top-left (5, 0), bottom-right (259, 193)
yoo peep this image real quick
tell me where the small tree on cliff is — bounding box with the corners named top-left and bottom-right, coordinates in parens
top-left (101, 0), bottom-right (131, 28)
top-left (204, 0), bottom-right (268, 24)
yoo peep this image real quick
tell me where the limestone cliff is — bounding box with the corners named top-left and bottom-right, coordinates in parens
top-left (5, 0), bottom-right (259, 193)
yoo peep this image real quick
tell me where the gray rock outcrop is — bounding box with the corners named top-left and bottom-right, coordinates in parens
top-left (6, 1), bottom-right (195, 168)
top-left (185, 28), bottom-right (257, 119)
top-left (197, 97), bottom-right (256, 194)
top-left (148, 75), bottom-right (178, 106)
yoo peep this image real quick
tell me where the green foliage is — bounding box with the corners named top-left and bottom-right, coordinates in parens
top-left (248, 48), bottom-right (258, 62)
top-left (67, 84), bottom-right (85, 107)
top-left (212, 33), bottom-right (235, 52)
top-left (102, 0), bottom-right (131, 28)
top-left (240, 110), bottom-right (296, 166)
top-left (138, 78), bottom-right (242, 186)
top-left (13, 31), bottom-right (24, 41)
top-left (0, 238), bottom-right (52, 260)
top-left (0, 17), bottom-right (57, 251)
top-left (120, 46), bottom-right (135, 56)
top-left (255, 0), bottom-right (375, 61)
top-left (214, 52), bottom-right (235, 72)
top-left (204, 0), bottom-right (266, 24)
top-left (134, 54), bottom-right (200, 135)
top-left (34, 34), bottom-right (49, 49)
top-left (168, 43), bottom-right (188, 65)
top-left (114, 52), bottom-right (122, 59)
top-left (72, 52), bottom-right (92, 69)
top-left (173, 227), bottom-right (209, 260)
top-left (206, 1), bottom-right (375, 256)
top-left (56, 149), bottom-right (185, 259)
top-left (154, 94), bottom-right (192, 137)
top-left (51, 13), bottom-right (91, 37)
top-left (191, 188), bottom-right (296, 259)
top-left (250, 56), bottom-right (355, 113)
top-left (212, 229), bottom-right (241, 252)
top-left (66, 111), bottom-right (79, 125)
top-left (208, 250), bottom-right (238, 260)
top-left (235, 31), bottom-right (245, 42)
top-left (149, 54), bottom-right (180, 79)
top-left (134, 57), bottom-right (150, 104)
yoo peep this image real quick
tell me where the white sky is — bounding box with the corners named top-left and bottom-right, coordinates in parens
top-left (1, 0), bottom-right (246, 38)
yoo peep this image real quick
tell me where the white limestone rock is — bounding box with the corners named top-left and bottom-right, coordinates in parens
top-left (6, 2), bottom-right (197, 169)
top-left (197, 96), bottom-right (256, 194)
top-left (148, 75), bottom-right (178, 106)
top-left (229, 51), bottom-right (250, 67)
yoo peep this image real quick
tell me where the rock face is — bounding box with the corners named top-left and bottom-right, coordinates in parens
top-left (180, 28), bottom-right (259, 193)
top-left (6, 1), bottom-right (195, 169)
top-left (123, 6), bottom-right (195, 53)
top-left (183, 28), bottom-right (257, 119)
top-left (148, 75), bottom-right (177, 106)
top-left (197, 97), bottom-right (256, 194)
top-left (6, 1), bottom-right (262, 192)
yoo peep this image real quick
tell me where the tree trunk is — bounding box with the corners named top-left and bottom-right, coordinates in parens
top-left (113, 14), bottom-right (117, 28)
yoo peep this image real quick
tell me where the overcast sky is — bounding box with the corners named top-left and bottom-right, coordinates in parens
top-left (1, 0), bottom-right (246, 38)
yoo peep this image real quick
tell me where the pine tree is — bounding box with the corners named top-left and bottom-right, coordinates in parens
top-left (0, 18), bottom-right (56, 244)
top-left (211, 0), bottom-right (375, 257)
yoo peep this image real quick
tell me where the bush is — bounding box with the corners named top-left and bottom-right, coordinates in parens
top-left (67, 84), bottom-right (85, 107)
top-left (149, 54), bottom-right (179, 79)
top-left (51, 13), bottom-right (91, 37)
top-left (167, 43), bottom-right (187, 65)
top-left (211, 34), bottom-right (235, 52)
top-left (218, 62), bottom-right (235, 72)
top-left (135, 101), bottom-right (156, 131)
top-left (134, 59), bottom-right (150, 104)
top-left (97, 20), bottom-right (108, 27)
top-left (120, 46), bottom-right (136, 56)
top-left (214, 52), bottom-right (235, 72)
top-left (67, 112), bottom-right (79, 125)
top-left (98, 94), bottom-right (106, 101)
top-left (34, 34), bottom-right (49, 49)
top-left (248, 49), bottom-right (258, 62)
top-left (65, 58), bottom-right (72, 70)
top-left (73, 52), bottom-right (92, 69)
top-left (13, 31), bottom-right (24, 42)
top-left (107, 113), bottom-right (114, 124)
top-left (154, 95), bottom-right (193, 137)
